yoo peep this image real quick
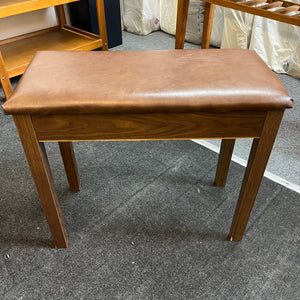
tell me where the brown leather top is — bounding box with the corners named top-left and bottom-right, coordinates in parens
top-left (3, 49), bottom-right (293, 115)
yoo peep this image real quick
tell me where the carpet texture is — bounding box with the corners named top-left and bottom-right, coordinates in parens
top-left (0, 30), bottom-right (299, 299)
top-left (0, 106), bottom-right (300, 299)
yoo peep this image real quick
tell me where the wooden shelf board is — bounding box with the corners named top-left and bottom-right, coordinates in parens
top-left (0, 26), bottom-right (103, 77)
top-left (0, 0), bottom-right (79, 19)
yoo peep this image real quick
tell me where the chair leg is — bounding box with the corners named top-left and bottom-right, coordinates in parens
top-left (14, 115), bottom-right (69, 248)
top-left (201, 2), bottom-right (215, 49)
top-left (0, 52), bottom-right (13, 100)
top-left (59, 142), bottom-right (80, 191)
top-left (214, 139), bottom-right (235, 186)
top-left (175, 0), bottom-right (190, 49)
top-left (229, 110), bottom-right (284, 241)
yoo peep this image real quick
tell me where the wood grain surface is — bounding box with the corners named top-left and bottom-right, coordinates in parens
top-left (175, 0), bottom-right (190, 49)
top-left (32, 111), bottom-right (266, 142)
top-left (201, 2), bottom-right (216, 49)
top-left (0, 52), bottom-right (13, 99)
top-left (228, 110), bottom-right (285, 241)
top-left (58, 142), bottom-right (80, 191)
top-left (13, 115), bottom-right (68, 248)
top-left (214, 139), bottom-right (236, 186)
top-left (0, 0), bottom-right (79, 18)
top-left (0, 27), bottom-right (103, 77)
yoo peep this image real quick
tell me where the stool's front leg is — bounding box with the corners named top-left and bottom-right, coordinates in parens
top-left (214, 139), bottom-right (235, 186)
top-left (175, 0), bottom-right (190, 49)
top-left (58, 142), bottom-right (80, 191)
top-left (229, 111), bottom-right (284, 241)
top-left (13, 115), bottom-right (68, 248)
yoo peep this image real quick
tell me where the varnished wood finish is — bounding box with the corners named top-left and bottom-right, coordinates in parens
top-left (201, 3), bottom-right (215, 49)
top-left (22, 108), bottom-right (285, 247)
top-left (58, 142), bottom-right (80, 191)
top-left (0, 0), bottom-right (108, 99)
top-left (203, 0), bottom-right (300, 26)
top-left (0, 52), bottom-right (13, 99)
top-left (96, 0), bottom-right (108, 50)
top-left (55, 5), bottom-right (67, 27)
top-left (175, 0), bottom-right (190, 49)
top-left (0, 27), bottom-right (103, 78)
top-left (0, 26), bottom-right (60, 46)
top-left (31, 111), bottom-right (266, 142)
top-left (63, 25), bottom-right (104, 40)
top-left (214, 139), bottom-right (235, 186)
top-left (13, 115), bottom-right (68, 248)
top-left (10, 107), bottom-right (287, 247)
top-left (175, 0), bottom-right (300, 49)
top-left (0, 0), bottom-right (79, 18)
top-left (228, 110), bottom-right (284, 241)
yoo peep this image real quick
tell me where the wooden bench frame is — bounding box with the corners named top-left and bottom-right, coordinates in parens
top-left (11, 107), bottom-right (284, 248)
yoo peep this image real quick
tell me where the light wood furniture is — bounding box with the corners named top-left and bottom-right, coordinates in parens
top-left (175, 0), bottom-right (300, 49)
top-left (2, 49), bottom-right (293, 248)
top-left (0, 0), bottom-right (108, 100)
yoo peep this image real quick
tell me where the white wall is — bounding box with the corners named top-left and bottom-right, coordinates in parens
top-left (0, 6), bottom-right (70, 40)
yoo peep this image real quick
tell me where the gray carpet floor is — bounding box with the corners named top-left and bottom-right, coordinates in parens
top-left (0, 31), bottom-right (300, 299)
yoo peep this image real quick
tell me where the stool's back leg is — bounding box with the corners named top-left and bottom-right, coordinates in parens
top-left (229, 110), bottom-right (284, 241)
top-left (214, 139), bottom-right (235, 186)
top-left (0, 52), bottom-right (13, 100)
top-left (59, 142), bottom-right (80, 191)
top-left (175, 0), bottom-right (190, 49)
top-left (201, 3), bottom-right (216, 49)
top-left (14, 115), bottom-right (68, 248)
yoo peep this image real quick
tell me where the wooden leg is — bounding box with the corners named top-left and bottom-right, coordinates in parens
top-left (0, 52), bottom-right (13, 100)
top-left (59, 142), bottom-right (80, 191)
top-left (96, 0), bottom-right (109, 50)
top-left (229, 111), bottom-right (284, 241)
top-left (13, 115), bottom-right (68, 248)
top-left (214, 139), bottom-right (235, 186)
top-left (201, 3), bottom-right (215, 49)
top-left (55, 5), bottom-right (67, 27)
top-left (175, 0), bottom-right (190, 49)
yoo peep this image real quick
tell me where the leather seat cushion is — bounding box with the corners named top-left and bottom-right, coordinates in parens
top-left (3, 49), bottom-right (293, 115)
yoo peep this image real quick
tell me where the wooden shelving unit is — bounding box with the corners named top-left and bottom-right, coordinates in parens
top-left (0, 0), bottom-right (108, 99)
top-left (0, 0), bottom-right (79, 18)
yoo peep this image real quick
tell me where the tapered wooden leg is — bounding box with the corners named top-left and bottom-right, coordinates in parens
top-left (14, 115), bottom-right (68, 248)
top-left (0, 52), bottom-right (13, 100)
top-left (229, 111), bottom-right (284, 241)
top-left (214, 139), bottom-right (235, 186)
top-left (59, 142), bottom-right (80, 191)
top-left (175, 0), bottom-right (190, 49)
top-left (201, 3), bottom-right (215, 49)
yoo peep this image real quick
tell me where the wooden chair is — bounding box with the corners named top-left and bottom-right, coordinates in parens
top-left (175, 0), bottom-right (300, 49)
